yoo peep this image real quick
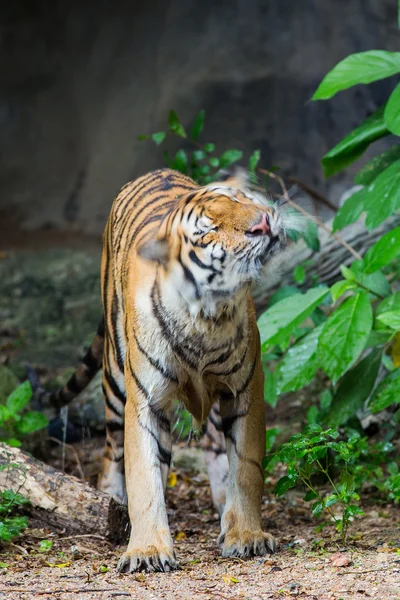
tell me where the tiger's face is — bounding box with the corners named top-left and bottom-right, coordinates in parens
top-left (137, 170), bottom-right (299, 314)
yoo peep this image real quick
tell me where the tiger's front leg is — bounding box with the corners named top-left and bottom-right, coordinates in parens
top-left (218, 354), bottom-right (276, 558)
top-left (117, 348), bottom-right (176, 573)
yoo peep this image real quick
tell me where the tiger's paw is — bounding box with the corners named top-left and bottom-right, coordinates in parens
top-left (117, 546), bottom-right (178, 573)
top-left (218, 529), bottom-right (276, 558)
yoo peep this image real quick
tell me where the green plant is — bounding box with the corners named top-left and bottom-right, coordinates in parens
top-left (39, 539), bottom-right (53, 552)
top-left (0, 381), bottom-right (48, 447)
top-left (265, 425), bottom-right (364, 544)
top-left (0, 486), bottom-right (29, 542)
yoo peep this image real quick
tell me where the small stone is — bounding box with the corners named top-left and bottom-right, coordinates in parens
top-left (330, 552), bottom-right (351, 567)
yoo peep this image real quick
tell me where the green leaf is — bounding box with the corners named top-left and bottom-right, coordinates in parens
top-left (39, 539), bottom-right (53, 552)
top-left (209, 157), bottom-right (220, 168)
top-left (17, 411), bottom-right (48, 434)
top-left (376, 310), bottom-right (400, 331)
top-left (151, 132), bottom-right (166, 146)
top-left (168, 110), bottom-right (186, 138)
top-left (363, 227), bottom-right (400, 273)
top-left (325, 494), bottom-right (339, 508)
top-left (265, 427), bottom-right (280, 453)
top-left (137, 134), bottom-right (149, 141)
top-left (276, 325), bottom-right (323, 394)
top-left (303, 490), bottom-right (319, 502)
top-left (293, 265), bottom-right (306, 284)
top-left (341, 265), bottom-right (356, 281)
top-left (258, 287), bottom-right (329, 350)
top-left (324, 348), bottom-right (382, 428)
top-left (321, 107), bottom-right (387, 177)
top-left (355, 146), bottom-right (400, 185)
top-left (376, 292), bottom-right (400, 317)
top-left (302, 221), bottom-right (320, 252)
top-left (171, 149), bottom-right (188, 174)
top-left (248, 149), bottom-right (261, 174)
top-left (4, 438), bottom-right (22, 448)
top-left (350, 260), bottom-right (391, 298)
top-left (318, 293), bottom-right (373, 383)
top-left (6, 382), bottom-right (32, 415)
top-left (192, 149), bottom-right (206, 162)
top-left (311, 500), bottom-right (324, 518)
top-left (274, 475), bottom-right (297, 496)
top-left (330, 280), bottom-right (357, 302)
top-left (312, 51), bottom-right (400, 100)
top-left (384, 83), bottom-right (400, 135)
top-left (369, 368), bottom-right (400, 413)
top-left (332, 188), bottom-right (366, 231)
top-left (203, 143), bottom-right (215, 154)
top-left (363, 160), bottom-right (400, 229)
top-left (307, 405), bottom-right (320, 424)
top-left (190, 110), bottom-right (205, 140)
top-left (264, 370), bottom-right (278, 408)
top-left (219, 149), bottom-right (243, 169)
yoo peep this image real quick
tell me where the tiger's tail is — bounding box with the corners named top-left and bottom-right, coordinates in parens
top-left (28, 317), bottom-right (105, 410)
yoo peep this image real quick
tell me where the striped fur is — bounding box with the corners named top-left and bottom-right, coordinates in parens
top-left (42, 167), bottom-right (293, 572)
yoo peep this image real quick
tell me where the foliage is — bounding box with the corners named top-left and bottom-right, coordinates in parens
top-left (0, 378), bottom-right (47, 543)
top-left (0, 460), bottom-right (29, 542)
top-left (0, 380), bottom-right (48, 448)
top-left (265, 425), bottom-right (364, 544)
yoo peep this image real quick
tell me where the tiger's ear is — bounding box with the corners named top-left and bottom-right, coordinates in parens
top-left (213, 165), bottom-right (251, 188)
top-left (137, 237), bottom-right (169, 265)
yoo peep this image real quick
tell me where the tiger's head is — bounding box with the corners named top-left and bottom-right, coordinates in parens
top-left (138, 168), bottom-right (301, 316)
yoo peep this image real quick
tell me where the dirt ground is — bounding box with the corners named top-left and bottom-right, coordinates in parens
top-left (0, 241), bottom-right (399, 600)
top-left (0, 436), bottom-right (400, 600)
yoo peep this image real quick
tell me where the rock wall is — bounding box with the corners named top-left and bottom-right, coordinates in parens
top-left (1, 0), bottom-right (399, 233)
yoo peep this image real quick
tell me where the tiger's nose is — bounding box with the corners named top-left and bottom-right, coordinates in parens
top-left (247, 213), bottom-right (270, 236)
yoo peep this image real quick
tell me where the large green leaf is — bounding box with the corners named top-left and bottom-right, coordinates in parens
top-left (318, 293), bottom-right (373, 383)
top-left (258, 287), bottom-right (329, 349)
top-left (276, 325), bottom-right (323, 394)
top-left (312, 51), bottom-right (400, 100)
top-left (332, 188), bottom-right (366, 231)
top-left (369, 368), bottom-right (400, 413)
top-left (363, 227), bottom-right (400, 273)
top-left (219, 149), bottom-right (243, 168)
top-left (324, 349), bottom-right (382, 428)
top-left (384, 83), bottom-right (400, 135)
top-left (168, 110), bottom-right (186, 138)
top-left (363, 160), bottom-right (400, 229)
top-left (355, 145), bottom-right (400, 185)
top-left (321, 107), bottom-right (387, 177)
top-left (350, 260), bottom-right (391, 298)
top-left (6, 382), bottom-right (32, 415)
top-left (376, 310), bottom-right (400, 330)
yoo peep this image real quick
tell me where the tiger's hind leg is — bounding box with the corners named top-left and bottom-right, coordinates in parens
top-left (204, 402), bottom-right (229, 516)
top-left (98, 349), bottom-right (127, 504)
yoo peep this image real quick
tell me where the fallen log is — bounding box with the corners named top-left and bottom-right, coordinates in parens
top-left (0, 442), bottom-right (115, 536)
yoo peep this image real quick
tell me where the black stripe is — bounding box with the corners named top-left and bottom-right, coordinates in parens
top-left (139, 421), bottom-right (172, 467)
top-left (104, 370), bottom-right (126, 405)
top-left (111, 293), bottom-right (125, 374)
top-left (82, 346), bottom-right (99, 377)
top-left (149, 405), bottom-right (171, 432)
top-left (189, 249), bottom-right (219, 273)
top-left (103, 384), bottom-right (124, 417)
top-left (237, 357), bottom-right (258, 395)
top-left (67, 373), bottom-right (82, 395)
top-left (179, 258), bottom-right (201, 299)
top-left (132, 328), bottom-right (178, 383)
top-left (208, 412), bottom-right (223, 431)
top-left (106, 419), bottom-right (124, 433)
top-left (221, 410), bottom-right (248, 436)
top-left (97, 317), bottom-right (105, 337)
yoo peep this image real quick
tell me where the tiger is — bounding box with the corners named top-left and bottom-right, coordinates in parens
top-left (36, 167), bottom-right (299, 573)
